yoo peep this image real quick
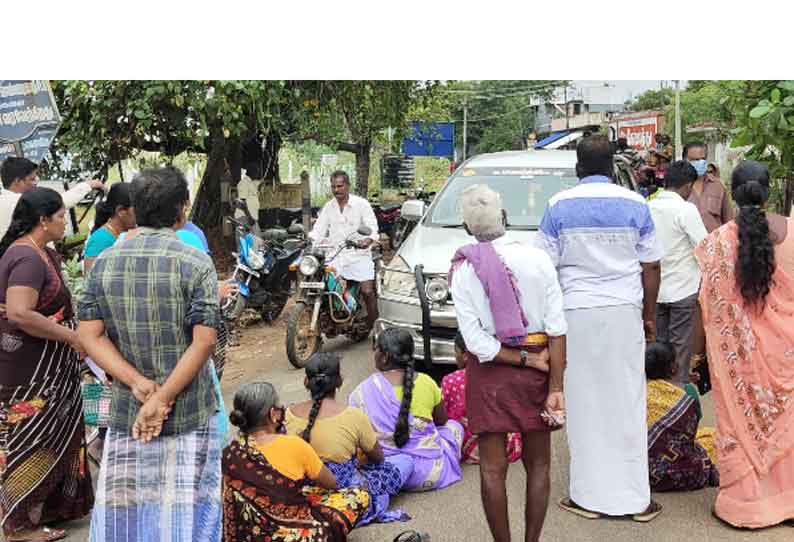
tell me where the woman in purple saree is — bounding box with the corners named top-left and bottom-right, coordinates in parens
top-left (349, 329), bottom-right (463, 492)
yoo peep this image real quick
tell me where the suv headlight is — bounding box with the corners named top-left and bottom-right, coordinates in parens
top-left (247, 248), bottom-right (266, 270)
top-left (299, 255), bottom-right (320, 276)
top-left (380, 256), bottom-right (417, 297)
top-left (425, 277), bottom-right (449, 303)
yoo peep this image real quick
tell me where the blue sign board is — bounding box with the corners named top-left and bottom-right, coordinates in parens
top-left (0, 80), bottom-right (61, 163)
top-left (403, 122), bottom-right (455, 157)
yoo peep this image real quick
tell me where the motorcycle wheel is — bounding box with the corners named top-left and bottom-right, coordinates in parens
top-left (222, 292), bottom-right (246, 321)
top-left (285, 302), bottom-right (321, 369)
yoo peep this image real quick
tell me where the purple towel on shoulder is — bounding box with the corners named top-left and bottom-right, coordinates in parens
top-left (449, 241), bottom-right (528, 346)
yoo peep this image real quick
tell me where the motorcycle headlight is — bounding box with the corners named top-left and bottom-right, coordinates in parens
top-left (425, 277), bottom-right (449, 303)
top-left (247, 248), bottom-right (266, 270)
top-left (380, 256), bottom-right (418, 298)
top-left (299, 255), bottom-right (320, 276)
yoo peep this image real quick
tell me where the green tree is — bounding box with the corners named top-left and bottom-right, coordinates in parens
top-left (51, 80), bottom-right (319, 231)
top-left (303, 81), bottom-right (440, 196)
top-left (729, 80), bottom-right (794, 213)
top-left (627, 87), bottom-right (674, 112)
top-left (445, 80), bottom-right (564, 155)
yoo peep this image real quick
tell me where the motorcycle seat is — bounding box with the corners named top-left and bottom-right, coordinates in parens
top-left (262, 228), bottom-right (289, 242)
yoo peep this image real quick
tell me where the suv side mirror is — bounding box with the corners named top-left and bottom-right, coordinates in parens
top-left (401, 199), bottom-right (425, 222)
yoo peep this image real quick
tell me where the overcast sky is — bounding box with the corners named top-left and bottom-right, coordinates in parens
top-left (574, 80), bottom-right (680, 102)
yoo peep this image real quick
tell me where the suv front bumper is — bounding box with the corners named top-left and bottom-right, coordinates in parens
top-left (376, 290), bottom-right (457, 365)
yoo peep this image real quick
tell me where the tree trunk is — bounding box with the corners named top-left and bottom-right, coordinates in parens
top-left (354, 141), bottom-right (371, 197)
top-left (785, 176), bottom-right (794, 217)
top-left (192, 126), bottom-right (228, 231)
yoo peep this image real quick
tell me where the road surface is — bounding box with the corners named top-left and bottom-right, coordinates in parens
top-left (61, 321), bottom-right (791, 542)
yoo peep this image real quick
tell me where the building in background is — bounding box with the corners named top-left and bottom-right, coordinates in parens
top-left (531, 83), bottom-right (628, 150)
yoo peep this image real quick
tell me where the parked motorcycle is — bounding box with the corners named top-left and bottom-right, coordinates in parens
top-left (223, 201), bottom-right (305, 323)
top-left (370, 194), bottom-right (402, 246)
top-left (285, 226), bottom-right (382, 368)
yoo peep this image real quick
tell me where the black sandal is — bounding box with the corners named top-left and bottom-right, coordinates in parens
top-left (393, 531), bottom-right (430, 542)
top-left (632, 501), bottom-right (663, 523)
top-left (557, 498), bottom-right (602, 520)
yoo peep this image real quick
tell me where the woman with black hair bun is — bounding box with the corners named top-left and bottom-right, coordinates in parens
top-left (286, 353), bottom-right (412, 525)
top-left (0, 188), bottom-right (94, 541)
top-left (694, 160), bottom-right (794, 529)
top-left (83, 182), bottom-right (135, 274)
top-left (222, 381), bottom-right (370, 542)
top-left (349, 328), bottom-right (463, 492)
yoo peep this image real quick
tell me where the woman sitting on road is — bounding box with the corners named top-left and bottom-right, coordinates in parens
top-left (223, 381), bottom-right (370, 542)
top-left (441, 331), bottom-right (526, 464)
top-left (286, 353), bottom-right (412, 525)
top-left (644, 341), bottom-right (718, 492)
top-left (349, 328), bottom-right (463, 492)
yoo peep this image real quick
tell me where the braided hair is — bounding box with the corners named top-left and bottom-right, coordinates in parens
top-left (0, 187), bottom-right (63, 259)
top-left (302, 353), bottom-right (342, 442)
top-left (228, 381), bottom-right (280, 434)
top-left (731, 161), bottom-right (774, 308)
top-left (92, 182), bottom-right (132, 233)
top-left (377, 328), bottom-right (416, 448)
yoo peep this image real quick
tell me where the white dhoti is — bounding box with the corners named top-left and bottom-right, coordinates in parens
top-left (564, 304), bottom-right (650, 516)
top-left (334, 250), bottom-right (375, 283)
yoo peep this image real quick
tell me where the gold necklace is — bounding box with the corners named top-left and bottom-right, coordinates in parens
top-left (105, 222), bottom-right (119, 236)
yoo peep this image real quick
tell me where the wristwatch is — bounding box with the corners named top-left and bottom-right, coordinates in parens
top-left (520, 350), bottom-right (528, 367)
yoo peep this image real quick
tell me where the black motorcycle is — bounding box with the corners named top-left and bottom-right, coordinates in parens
top-left (223, 201), bottom-right (305, 323)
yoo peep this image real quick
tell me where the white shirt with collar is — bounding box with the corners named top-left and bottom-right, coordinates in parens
top-left (648, 189), bottom-right (708, 303)
top-left (450, 236), bottom-right (568, 363)
top-left (0, 182), bottom-right (93, 241)
top-left (234, 174), bottom-right (262, 223)
top-left (309, 193), bottom-right (379, 282)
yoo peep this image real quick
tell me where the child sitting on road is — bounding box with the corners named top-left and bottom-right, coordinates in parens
top-left (441, 332), bottom-right (523, 464)
top-left (645, 341), bottom-right (718, 491)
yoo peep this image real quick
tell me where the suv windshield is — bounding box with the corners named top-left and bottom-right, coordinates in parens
top-left (428, 167), bottom-right (578, 229)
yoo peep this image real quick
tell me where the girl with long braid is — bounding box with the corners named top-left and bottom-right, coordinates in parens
top-left (694, 160), bottom-right (794, 529)
top-left (222, 381), bottom-right (370, 542)
top-left (349, 328), bottom-right (464, 492)
top-left (287, 353), bottom-right (412, 525)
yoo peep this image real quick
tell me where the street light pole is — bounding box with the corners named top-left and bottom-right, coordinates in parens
top-left (674, 80), bottom-right (682, 160)
top-left (462, 97), bottom-right (468, 162)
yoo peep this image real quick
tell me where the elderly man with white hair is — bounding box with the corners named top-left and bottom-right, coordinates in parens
top-left (449, 184), bottom-right (567, 542)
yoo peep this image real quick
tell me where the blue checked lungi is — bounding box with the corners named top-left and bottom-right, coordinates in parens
top-left (89, 416), bottom-right (222, 542)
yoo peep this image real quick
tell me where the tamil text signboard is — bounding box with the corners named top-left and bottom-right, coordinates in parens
top-left (0, 80), bottom-right (61, 162)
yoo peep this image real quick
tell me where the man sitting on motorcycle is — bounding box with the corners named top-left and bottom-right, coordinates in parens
top-left (309, 170), bottom-right (380, 333)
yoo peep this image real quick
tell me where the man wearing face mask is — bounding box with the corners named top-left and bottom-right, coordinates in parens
top-left (684, 142), bottom-right (734, 232)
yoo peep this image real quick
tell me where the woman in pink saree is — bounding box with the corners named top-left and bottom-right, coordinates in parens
top-left (694, 160), bottom-right (794, 529)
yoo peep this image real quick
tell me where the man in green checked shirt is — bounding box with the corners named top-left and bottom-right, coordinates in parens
top-left (77, 166), bottom-right (222, 542)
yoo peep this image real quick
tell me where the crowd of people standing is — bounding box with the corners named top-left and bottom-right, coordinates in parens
top-left (0, 132), bottom-right (793, 542)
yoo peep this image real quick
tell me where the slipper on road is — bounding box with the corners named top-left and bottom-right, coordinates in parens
top-left (632, 501), bottom-right (663, 523)
top-left (7, 527), bottom-right (67, 542)
top-left (557, 498), bottom-right (603, 520)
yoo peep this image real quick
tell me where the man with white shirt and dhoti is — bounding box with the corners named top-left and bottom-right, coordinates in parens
top-left (450, 184), bottom-right (567, 542)
top-left (309, 170), bottom-right (379, 331)
top-left (536, 135), bottom-right (665, 522)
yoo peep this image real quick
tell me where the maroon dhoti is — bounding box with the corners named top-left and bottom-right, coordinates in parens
top-left (465, 338), bottom-right (554, 435)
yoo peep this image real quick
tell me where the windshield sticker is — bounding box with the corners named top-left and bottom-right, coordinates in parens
top-left (462, 168), bottom-right (477, 177)
top-left (493, 169), bottom-right (557, 176)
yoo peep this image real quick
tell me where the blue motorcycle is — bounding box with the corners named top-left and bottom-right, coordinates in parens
top-left (223, 202), bottom-right (305, 322)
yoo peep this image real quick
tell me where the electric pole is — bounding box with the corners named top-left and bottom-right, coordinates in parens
top-left (674, 80), bottom-right (682, 160)
top-left (462, 97), bottom-right (468, 161)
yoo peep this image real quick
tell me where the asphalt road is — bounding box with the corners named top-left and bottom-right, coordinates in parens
top-left (61, 324), bottom-right (791, 542)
